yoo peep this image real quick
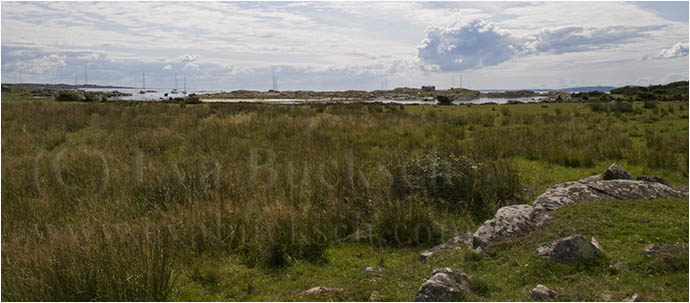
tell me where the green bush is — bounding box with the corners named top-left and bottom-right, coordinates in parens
top-left (436, 95), bottom-right (452, 105)
top-left (185, 95), bottom-right (202, 104)
top-left (55, 90), bottom-right (83, 102)
top-left (83, 92), bottom-right (101, 102)
top-left (394, 153), bottom-right (522, 220)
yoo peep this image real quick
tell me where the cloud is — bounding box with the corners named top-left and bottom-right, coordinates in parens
top-left (2, 1), bottom-right (687, 89)
top-left (183, 62), bottom-right (200, 71)
top-left (521, 25), bottom-right (664, 55)
top-left (178, 54), bottom-right (199, 62)
top-left (417, 19), bottom-right (519, 71)
top-left (653, 41), bottom-right (689, 59)
top-left (417, 19), bottom-right (665, 71)
top-left (25, 54), bottom-right (67, 74)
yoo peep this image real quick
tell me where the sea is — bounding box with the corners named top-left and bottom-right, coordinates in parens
top-left (85, 88), bottom-right (548, 105)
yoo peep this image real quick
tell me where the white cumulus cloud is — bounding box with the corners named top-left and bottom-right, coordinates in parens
top-left (178, 54), bottom-right (199, 62)
top-left (417, 19), bottom-right (665, 71)
top-left (654, 41), bottom-right (689, 59)
top-left (417, 19), bottom-right (519, 71)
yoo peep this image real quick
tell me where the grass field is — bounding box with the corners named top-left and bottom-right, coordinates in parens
top-left (1, 90), bottom-right (688, 301)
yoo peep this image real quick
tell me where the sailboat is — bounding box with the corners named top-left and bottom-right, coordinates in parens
top-left (182, 77), bottom-right (187, 95)
top-left (171, 73), bottom-right (179, 94)
top-left (140, 72), bottom-right (146, 94)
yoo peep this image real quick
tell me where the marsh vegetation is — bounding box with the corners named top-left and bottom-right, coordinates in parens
top-left (1, 90), bottom-right (688, 300)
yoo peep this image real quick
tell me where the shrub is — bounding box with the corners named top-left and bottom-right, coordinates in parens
top-left (638, 92), bottom-right (656, 101)
top-left (55, 90), bottom-right (83, 102)
top-left (83, 92), bottom-right (101, 102)
top-left (436, 95), bottom-right (452, 105)
top-left (394, 152), bottom-right (522, 220)
top-left (185, 95), bottom-right (202, 104)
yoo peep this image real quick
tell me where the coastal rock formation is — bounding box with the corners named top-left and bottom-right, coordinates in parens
top-left (414, 163), bottom-right (687, 299)
top-left (528, 284), bottom-right (557, 299)
top-left (428, 163), bottom-right (686, 255)
top-left (534, 235), bottom-right (603, 263)
top-left (472, 204), bottom-right (535, 249)
top-left (420, 233), bottom-right (473, 260)
top-left (603, 162), bottom-right (634, 180)
top-left (532, 179), bottom-right (687, 214)
top-left (413, 268), bottom-right (471, 302)
top-left (535, 163), bottom-right (685, 211)
top-left (636, 175), bottom-right (668, 185)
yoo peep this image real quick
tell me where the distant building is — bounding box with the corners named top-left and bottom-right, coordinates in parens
top-left (422, 85), bottom-right (435, 92)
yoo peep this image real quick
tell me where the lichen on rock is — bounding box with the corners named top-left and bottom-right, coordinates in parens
top-left (413, 268), bottom-right (471, 302)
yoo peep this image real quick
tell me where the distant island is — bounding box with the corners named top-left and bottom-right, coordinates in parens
top-left (2, 81), bottom-right (687, 103)
top-left (558, 86), bottom-right (616, 92)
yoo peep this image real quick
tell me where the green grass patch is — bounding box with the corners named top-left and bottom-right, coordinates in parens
top-left (171, 198), bottom-right (688, 301)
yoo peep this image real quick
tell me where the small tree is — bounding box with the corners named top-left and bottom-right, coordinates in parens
top-left (436, 95), bottom-right (452, 105)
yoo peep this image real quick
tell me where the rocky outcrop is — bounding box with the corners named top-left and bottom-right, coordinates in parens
top-left (415, 163), bottom-right (687, 297)
top-left (623, 293), bottom-right (641, 302)
top-left (637, 175), bottom-right (668, 185)
top-left (528, 284), bottom-right (557, 299)
top-left (591, 237), bottom-right (603, 252)
top-left (300, 286), bottom-right (343, 296)
top-left (428, 163), bottom-right (687, 254)
top-left (420, 233), bottom-right (473, 260)
top-left (362, 266), bottom-right (385, 274)
top-left (643, 243), bottom-right (683, 257)
top-left (469, 164), bottom-right (687, 251)
top-left (413, 268), bottom-right (471, 302)
top-left (603, 162), bottom-right (634, 180)
top-left (534, 235), bottom-right (603, 263)
top-left (599, 293), bottom-right (613, 301)
top-left (369, 290), bottom-right (380, 301)
top-left (472, 205), bottom-right (535, 249)
top-left (532, 179), bottom-right (686, 213)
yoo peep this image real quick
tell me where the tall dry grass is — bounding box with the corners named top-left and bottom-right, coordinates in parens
top-left (2, 99), bottom-right (687, 300)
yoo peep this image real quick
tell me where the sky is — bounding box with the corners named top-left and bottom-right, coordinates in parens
top-left (1, 1), bottom-right (688, 90)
